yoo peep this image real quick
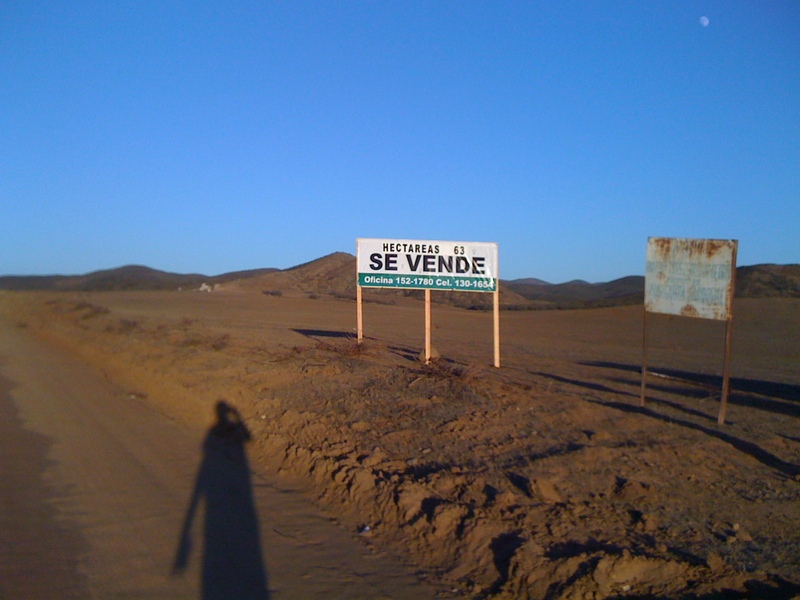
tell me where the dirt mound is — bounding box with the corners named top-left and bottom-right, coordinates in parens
top-left (253, 343), bottom-right (799, 598)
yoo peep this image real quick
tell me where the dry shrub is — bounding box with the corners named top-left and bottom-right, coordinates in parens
top-left (178, 332), bottom-right (230, 351)
top-left (210, 334), bottom-right (230, 351)
top-left (178, 334), bottom-right (204, 348)
top-left (72, 301), bottom-right (110, 319)
top-left (313, 338), bottom-right (371, 357)
top-left (459, 363), bottom-right (488, 384)
top-left (106, 318), bottom-right (139, 334)
top-left (71, 300), bottom-right (95, 311)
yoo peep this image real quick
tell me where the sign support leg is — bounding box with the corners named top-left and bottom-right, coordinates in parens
top-left (718, 317), bottom-right (734, 425)
top-left (356, 286), bottom-right (363, 345)
top-left (718, 243), bottom-right (737, 425)
top-left (424, 289), bottom-right (431, 364)
top-left (493, 289), bottom-right (500, 368)
top-left (640, 308), bottom-right (649, 407)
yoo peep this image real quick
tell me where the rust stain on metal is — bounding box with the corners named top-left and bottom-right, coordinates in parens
top-left (685, 238), bottom-right (728, 259)
top-left (652, 237), bottom-right (673, 254)
top-left (680, 304), bottom-right (700, 318)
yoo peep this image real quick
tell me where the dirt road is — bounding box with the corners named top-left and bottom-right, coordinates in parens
top-left (0, 315), bottom-right (437, 599)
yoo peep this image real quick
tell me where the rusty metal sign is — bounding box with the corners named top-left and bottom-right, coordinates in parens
top-left (645, 237), bottom-right (738, 321)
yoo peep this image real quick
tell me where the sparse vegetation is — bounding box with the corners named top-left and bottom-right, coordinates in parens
top-left (72, 301), bottom-right (111, 319)
top-left (210, 333), bottom-right (230, 351)
top-left (106, 318), bottom-right (139, 334)
top-left (177, 331), bottom-right (231, 351)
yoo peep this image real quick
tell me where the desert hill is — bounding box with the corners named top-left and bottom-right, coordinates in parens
top-left (228, 252), bottom-right (357, 298)
top-left (227, 252), bottom-right (533, 308)
top-left (736, 263), bottom-right (800, 298)
top-left (2, 255), bottom-right (798, 308)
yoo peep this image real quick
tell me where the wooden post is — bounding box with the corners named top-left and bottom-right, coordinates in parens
top-left (424, 289), bottom-right (431, 364)
top-left (640, 308), bottom-right (649, 407)
top-left (356, 285), bottom-right (363, 345)
top-left (493, 289), bottom-right (500, 368)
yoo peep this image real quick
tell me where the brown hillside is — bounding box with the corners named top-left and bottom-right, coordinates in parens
top-left (736, 264), bottom-right (800, 298)
top-left (403, 286), bottom-right (536, 310)
top-left (227, 252), bottom-right (532, 307)
top-left (229, 252), bottom-right (357, 298)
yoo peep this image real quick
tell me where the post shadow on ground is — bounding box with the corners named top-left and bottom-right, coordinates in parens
top-left (581, 361), bottom-right (800, 407)
top-left (172, 400), bottom-right (269, 600)
top-left (292, 328), bottom-right (354, 340)
top-left (527, 367), bottom-right (800, 478)
top-left (586, 398), bottom-right (800, 479)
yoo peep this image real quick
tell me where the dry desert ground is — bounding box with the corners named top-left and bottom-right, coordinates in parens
top-left (1, 289), bottom-right (799, 599)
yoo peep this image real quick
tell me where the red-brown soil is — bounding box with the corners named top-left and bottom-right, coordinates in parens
top-left (2, 290), bottom-right (798, 599)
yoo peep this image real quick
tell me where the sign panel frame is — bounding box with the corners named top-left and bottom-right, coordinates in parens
top-left (356, 238), bottom-right (499, 293)
top-left (356, 238), bottom-right (500, 368)
top-left (644, 237), bottom-right (737, 321)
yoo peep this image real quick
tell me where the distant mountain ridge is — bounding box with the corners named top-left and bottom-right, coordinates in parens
top-left (510, 277), bottom-right (550, 286)
top-left (504, 275), bottom-right (646, 309)
top-left (0, 265), bottom-right (277, 292)
top-left (1, 256), bottom-right (798, 308)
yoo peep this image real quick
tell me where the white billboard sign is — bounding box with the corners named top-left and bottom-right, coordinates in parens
top-left (357, 238), bottom-right (498, 292)
top-left (644, 237), bottom-right (737, 321)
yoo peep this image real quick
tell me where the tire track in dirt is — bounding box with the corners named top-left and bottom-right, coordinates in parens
top-left (0, 369), bottom-right (90, 599)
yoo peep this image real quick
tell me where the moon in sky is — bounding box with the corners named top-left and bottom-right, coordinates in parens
top-left (700, 16), bottom-right (710, 27)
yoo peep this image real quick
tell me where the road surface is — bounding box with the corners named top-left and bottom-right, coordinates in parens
top-left (0, 315), bottom-right (435, 599)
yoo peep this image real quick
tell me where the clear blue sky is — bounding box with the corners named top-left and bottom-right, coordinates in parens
top-left (2, 2), bottom-right (798, 282)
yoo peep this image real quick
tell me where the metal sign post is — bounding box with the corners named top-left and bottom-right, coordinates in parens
top-left (640, 237), bottom-right (738, 424)
top-left (356, 238), bottom-right (500, 366)
top-left (640, 308), bottom-right (649, 407)
top-left (718, 243), bottom-right (738, 424)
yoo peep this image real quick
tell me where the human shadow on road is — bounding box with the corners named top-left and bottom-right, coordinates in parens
top-left (173, 401), bottom-right (269, 599)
